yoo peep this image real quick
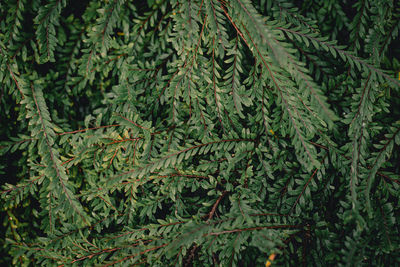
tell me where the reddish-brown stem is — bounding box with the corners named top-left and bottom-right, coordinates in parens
top-left (207, 191), bottom-right (228, 221)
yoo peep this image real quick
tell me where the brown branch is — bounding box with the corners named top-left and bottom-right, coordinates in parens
top-left (101, 243), bottom-right (168, 267)
top-left (207, 224), bottom-right (302, 236)
top-left (56, 124), bottom-right (120, 136)
top-left (207, 191), bottom-right (228, 221)
top-left (290, 168), bottom-right (318, 214)
top-left (116, 114), bottom-right (150, 130)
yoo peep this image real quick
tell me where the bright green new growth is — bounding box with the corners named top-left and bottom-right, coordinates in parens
top-left (1, 0), bottom-right (399, 266)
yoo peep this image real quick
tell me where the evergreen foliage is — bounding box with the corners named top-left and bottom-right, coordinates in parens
top-left (1, 0), bottom-right (399, 265)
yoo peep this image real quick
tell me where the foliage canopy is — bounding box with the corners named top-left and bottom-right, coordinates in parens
top-left (1, 0), bottom-right (399, 266)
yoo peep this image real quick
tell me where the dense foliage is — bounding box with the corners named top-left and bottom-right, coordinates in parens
top-left (1, 0), bottom-right (399, 266)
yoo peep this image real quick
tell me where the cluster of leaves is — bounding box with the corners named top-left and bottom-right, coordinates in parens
top-left (1, 0), bottom-right (399, 266)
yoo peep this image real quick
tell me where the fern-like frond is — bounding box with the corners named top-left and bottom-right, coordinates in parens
top-left (34, 0), bottom-right (66, 62)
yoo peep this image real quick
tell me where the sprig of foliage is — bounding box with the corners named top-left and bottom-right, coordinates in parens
top-left (34, 0), bottom-right (66, 62)
top-left (1, 0), bottom-right (399, 266)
